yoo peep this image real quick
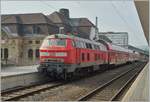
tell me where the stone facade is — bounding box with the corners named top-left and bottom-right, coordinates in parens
top-left (1, 32), bottom-right (45, 66)
top-left (1, 8), bottom-right (98, 66)
top-left (1, 36), bottom-right (22, 65)
top-left (1, 13), bottom-right (59, 66)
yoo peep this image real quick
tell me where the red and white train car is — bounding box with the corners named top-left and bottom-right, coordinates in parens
top-left (38, 34), bottom-right (139, 79)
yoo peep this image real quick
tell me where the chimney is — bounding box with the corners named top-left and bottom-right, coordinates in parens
top-left (95, 16), bottom-right (98, 28)
top-left (59, 8), bottom-right (70, 19)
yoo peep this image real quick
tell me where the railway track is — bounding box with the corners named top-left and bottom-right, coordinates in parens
top-left (1, 62), bottom-right (146, 101)
top-left (1, 81), bottom-right (66, 101)
top-left (77, 62), bottom-right (146, 101)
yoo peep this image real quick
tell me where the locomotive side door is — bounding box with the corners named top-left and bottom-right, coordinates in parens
top-left (76, 48), bottom-right (81, 65)
top-left (73, 40), bottom-right (81, 65)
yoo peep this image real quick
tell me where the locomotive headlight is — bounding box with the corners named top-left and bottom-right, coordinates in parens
top-left (55, 52), bottom-right (67, 57)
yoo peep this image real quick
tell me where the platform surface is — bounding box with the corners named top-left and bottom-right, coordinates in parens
top-left (1, 65), bottom-right (38, 77)
top-left (122, 62), bottom-right (149, 101)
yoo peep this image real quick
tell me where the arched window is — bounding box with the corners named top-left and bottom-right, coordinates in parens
top-left (28, 49), bottom-right (33, 58)
top-left (35, 49), bottom-right (39, 58)
top-left (1, 48), bottom-right (3, 59)
top-left (4, 48), bottom-right (8, 59)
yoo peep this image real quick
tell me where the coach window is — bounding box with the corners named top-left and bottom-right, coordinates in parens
top-left (87, 53), bottom-right (90, 61)
top-left (82, 53), bottom-right (85, 61)
top-left (4, 48), bottom-right (8, 59)
top-left (28, 49), bottom-right (33, 58)
top-left (35, 49), bottom-right (39, 58)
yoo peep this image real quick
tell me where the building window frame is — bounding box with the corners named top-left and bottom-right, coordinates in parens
top-left (28, 49), bottom-right (33, 59)
top-left (35, 49), bottom-right (39, 58)
top-left (1, 48), bottom-right (3, 59)
top-left (35, 40), bottom-right (40, 44)
top-left (4, 48), bottom-right (8, 59)
top-left (29, 40), bottom-right (32, 44)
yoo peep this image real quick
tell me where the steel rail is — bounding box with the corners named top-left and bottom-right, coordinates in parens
top-left (77, 63), bottom-right (144, 101)
top-left (1, 80), bottom-right (52, 95)
top-left (110, 63), bottom-right (146, 101)
top-left (2, 62), bottom-right (146, 101)
top-left (2, 82), bottom-right (66, 101)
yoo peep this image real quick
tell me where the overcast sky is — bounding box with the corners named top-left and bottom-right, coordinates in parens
top-left (1, 0), bottom-right (148, 48)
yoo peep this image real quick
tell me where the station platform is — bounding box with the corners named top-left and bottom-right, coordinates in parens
top-left (1, 65), bottom-right (50, 91)
top-left (1, 65), bottom-right (38, 77)
top-left (122, 62), bottom-right (149, 101)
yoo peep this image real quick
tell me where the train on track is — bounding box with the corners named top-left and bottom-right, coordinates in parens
top-left (37, 34), bottom-right (141, 80)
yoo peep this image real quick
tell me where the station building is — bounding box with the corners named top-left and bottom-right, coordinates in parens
top-left (99, 32), bottom-right (128, 48)
top-left (1, 8), bottom-right (98, 66)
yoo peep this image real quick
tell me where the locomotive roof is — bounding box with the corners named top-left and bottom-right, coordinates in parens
top-left (47, 34), bottom-right (105, 45)
top-left (97, 39), bottom-right (133, 53)
top-left (46, 34), bottom-right (107, 51)
top-left (46, 34), bottom-right (135, 53)
top-left (110, 44), bottom-right (129, 53)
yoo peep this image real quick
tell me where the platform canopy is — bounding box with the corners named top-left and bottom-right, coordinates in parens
top-left (134, 0), bottom-right (149, 44)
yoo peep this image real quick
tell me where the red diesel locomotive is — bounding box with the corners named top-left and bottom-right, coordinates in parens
top-left (38, 34), bottom-right (140, 79)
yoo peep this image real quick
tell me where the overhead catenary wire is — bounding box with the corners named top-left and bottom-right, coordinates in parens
top-left (110, 1), bottom-right (142, 44)
top-left (39, 1), bottom-right (57, 11)
top-left (2, 1), bottom-right (57, 22)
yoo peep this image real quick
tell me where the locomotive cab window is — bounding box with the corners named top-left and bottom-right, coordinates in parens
top-left (75, 41), bottom-right (82, 48)
top-left (72, 40), bottom-right (76, 47)
top-left (42, 38), bottom-right (67, 47)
